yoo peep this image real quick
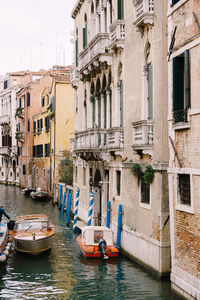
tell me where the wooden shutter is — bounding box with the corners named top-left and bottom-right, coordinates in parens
top-left (147, 64), bottom-right (153, 120)
top-left (118, 0), bottom-right (124, 20)
top-left (173, 56), bottom-right (184, 112)
top-left (184, 50), bottom-right (190, 109)
top-left (27, 93), bottom-right (30, 107)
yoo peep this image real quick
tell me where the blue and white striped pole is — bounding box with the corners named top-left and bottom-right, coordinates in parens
top-left (58, 185), bottom-right (63, 209)
top-left (106, 201), bottom-right (111, 228)
top-left (66, 190), bottom-right (72, 226)
top-left (117, 204), bottom-right (123, 250)
top-left (88, 192), bottom-right (94, 226)
top-left (73, 188), bottom-right (80, 233)
top-left (61, 188), bottom-right (66, 215)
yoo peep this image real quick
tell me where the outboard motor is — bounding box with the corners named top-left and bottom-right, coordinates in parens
top-left (99, 238), bottom-right (108, 259)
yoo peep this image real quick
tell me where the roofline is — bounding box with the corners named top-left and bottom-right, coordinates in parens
top-left (71, 0), bottom-right (85, 19)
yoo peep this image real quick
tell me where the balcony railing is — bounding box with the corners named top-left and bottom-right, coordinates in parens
top-left (109, 20), bottom-right (125, 49)
top-left (73, 127), bottom-right (124, 152)
top-left (71, 68), bottom-right (79, 88)
top-left (15, 107), bottom-right (25, 119)
top-left (15, 131), bottom-right (25, 142)
top-left (132, 120), bottom-right (154, 151)
top-left (0, 115), bottom-right (10, 125)
top-left (0, 146), bottom-right (10, 156)
top-left (133, 0), bottom-right (154, 28)
top-left (79, 33), bottom-right (110, 71)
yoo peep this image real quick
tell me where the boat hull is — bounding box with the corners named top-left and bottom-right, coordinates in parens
top-left (77, 235), bottom-right (119, 258)
top-left (14, 235), bottom-right (53, 255)
top-left (31, 192), bottom-right (49, 200)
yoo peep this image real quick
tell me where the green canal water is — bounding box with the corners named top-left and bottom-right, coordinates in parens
top-left (0, 185), bottom-right (178, 300)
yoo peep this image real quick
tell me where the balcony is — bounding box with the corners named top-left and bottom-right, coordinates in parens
top-left (11, 145), bottom-right (18, 155)
top-left (15, 107), bottom-right (25, 119)
top-left (79, 33), bottom-right (111, 73)
top-left (133, 0), bottom-right (154, 29)
top-left (73, 127), bottom-right (124, 153)
top-left (109, 20), bottom-right (125, 49)
top-left (71, 68), bottom-right (79, 88)
top-left (132, 120), bottom-right (154, 155)
top-left (0, 146), bottom-right (10, 156)
top-left (0, 115), bottom-right (10, 126)
top-left (15, 131), bottom-right (25, 142)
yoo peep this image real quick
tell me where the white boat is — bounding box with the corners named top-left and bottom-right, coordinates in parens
top-left (30, 188), bottom-right (49, 200)
top-left (11, 214), bottom-right (55, 255)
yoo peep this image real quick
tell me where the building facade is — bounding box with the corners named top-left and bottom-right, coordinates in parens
top-left (168, 0), bottom-right (200, 298)
top-left (71, 0), bottom-right (170, 277)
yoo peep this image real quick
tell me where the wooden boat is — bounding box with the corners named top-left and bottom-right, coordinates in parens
top-left (0, 222), bottom-right (12, 262)
top-left (10, 214), bottom-right (55, 255)
top-left (77, 226), bottom-right (119, 259)
top-left (30, 188), bottom-right (49, 200)
top-left (21, 187), bottom-right (36, 196)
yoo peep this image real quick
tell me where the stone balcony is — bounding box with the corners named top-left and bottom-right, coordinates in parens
top-left (73, 127), bottom-right (124, 153)
top-left (0, 146), bottom-right (10, 156)
top-left (15, 131), bottom-right (25, 142)
top-left (133, 0), bottom-right (154, 29)
top-left (79, 33), bottom-right (111, 74)
top-left (71, 68), bottom-right (79, 88)
top-left (11, 145), bottom-right (18, 155)
top-left (0, 115), bottom-right (10, 126)
top-left (109, 20), bottom-right (125, 49)
top-left (132, 120), bottom-right (154, 155)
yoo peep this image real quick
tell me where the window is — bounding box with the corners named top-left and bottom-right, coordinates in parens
top-left (147, 64), bottom-right (153, 120)
top-left (83, 14), bottom-right (87, 48)
top-left (171, 0), bottom-right (180, 6)
top-left (120, 81), bottom-right (124, 126)
top-left (141, 177), bottom-right (150, 205)
top-left (45, 143), bottom-right (50, 157)
top-left (41, 97), bottom-right (45, 107)
top-left (43, 169), bottom-right (46, 178)
top-left (178, 174), bottom-right (191, 206)
top-left (37, 120), bottom-right (40, 133)
top-left (22, 165), bottom-right (26, 175)
top-left (116, 170), bottom-right (121, 196)
top-left (27, 92), bottom-right (30, 107)
top-left (40, 119), bottom-right (43, 131)
top-left (76, 28), bottom-right (79, 67)
top-left (83, 167), bottom-right (86, 186)
top-left (173, 50), bottom-right (190, 123)
top-left (45, 117), bottom-right (50, 130)
top-left (118, 0), bottom-right (124, 20)
top-left (27, 119), bottom-right (30, 132)
top-left (4, 80), bottom-right (8, 90)
top-left (33, 121), bottom-right (36, 134)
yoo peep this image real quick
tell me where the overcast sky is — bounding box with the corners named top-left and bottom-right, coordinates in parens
top-left (0, 0), bottom-right (77, 75)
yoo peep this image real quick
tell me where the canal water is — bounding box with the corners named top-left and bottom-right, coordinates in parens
top-left (0, 185), bottom-right (177, 300)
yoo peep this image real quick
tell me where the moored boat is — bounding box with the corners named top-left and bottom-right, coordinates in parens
top-left (10, 214), bottom-right (55, 255)
top-left (21, 187), bottom-right (36, 196)
top-left (77, 226), bottom-right (119, 259)
top-left (30, 188), bottom-right (49, 200)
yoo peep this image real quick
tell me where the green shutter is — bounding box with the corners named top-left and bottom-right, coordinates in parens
top-left (120, 81), bottom-right (123, 126)
top-left (76, 39), bottom-right (78, 67)
top-left (92, 96), bottom-right (95, 128)
top-left (147, 64), bottom-right (153, 120)
top-left (118, 0), bottom-right (124, 20)
top-left (173, 56), bottom-right (184, 112)
top-left (184, 50), bottom-right (190, 109)
top-left (83, 25), bottom-right (87, 48)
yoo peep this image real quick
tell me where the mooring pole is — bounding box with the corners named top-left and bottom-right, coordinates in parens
top-left (117, 204), bottom-right (123, 250)
top-left (88, 191), bottom-right (94, 226)
top-left (73, 188), bottom-right (80, 233)
top-left (58, 184), bottom-right (63, 209)
top-left (61, 187), bottom-right (66, 215)
top-left (106, 201), bottom-right (111, 228)
top-left (66, 190), bottom-right (72, 226)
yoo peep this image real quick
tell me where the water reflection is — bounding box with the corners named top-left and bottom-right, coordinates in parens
top-left (0, 185), bottom-right (176, 299)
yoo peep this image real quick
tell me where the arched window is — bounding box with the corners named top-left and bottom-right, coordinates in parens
top-left (102, 75), bottom-right (107, 129)
top-left (84, 89), bottom-right (87, 129)
top-left (91, 82), bottom-right (95, 128)
top-left (118, 62), bottom-right (124, 127)
top-left (96, 0), bottom-right (101, 33)
top-left (108, 71), bottom-right (112, 128)
top-left (83, 14), bottom-right (87, 48)
top-left (145, 41), bottom-right (153, 120)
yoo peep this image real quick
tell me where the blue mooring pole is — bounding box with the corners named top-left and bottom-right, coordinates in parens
top-left (61, 188), bottom-right (66, 215)
top-left (106, 201), bottom-right (111, 228)
top-left (66, 190), bottom-right (72, 226)
top-left (73, 188), bottom-right (80, 233)
top-left (117, 204), bottom-right (123, 250)
top-left (65, 188), bottom-right (70, 217)
top-left (58, 185), bottom-right (62, 209)
top-left (88, 192), bottom-right (94, 226)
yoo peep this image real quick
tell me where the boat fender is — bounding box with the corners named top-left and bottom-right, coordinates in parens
top-left (0, 254), bottom-right (6, 262)
top-left (4, 250), bottom-right (9, 256)
top-left (99, 238), bottom-right (108, 259)
top-left (6, 244), bottom-right (10, 251)
top-left (32, 232), bottom-right (36, 240)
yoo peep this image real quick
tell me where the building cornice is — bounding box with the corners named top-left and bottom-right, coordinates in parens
top-left (71, 0), bottom-right (85, 19)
